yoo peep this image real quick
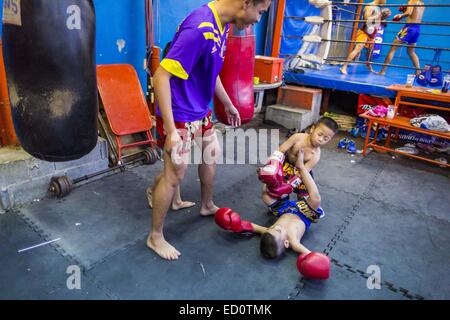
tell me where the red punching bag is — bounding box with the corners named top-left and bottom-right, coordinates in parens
top-left (214, 26), bottom-right (255, 125)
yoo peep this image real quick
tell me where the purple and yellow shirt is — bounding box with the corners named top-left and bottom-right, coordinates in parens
top-left (157, 2), bottom-right (230, 122)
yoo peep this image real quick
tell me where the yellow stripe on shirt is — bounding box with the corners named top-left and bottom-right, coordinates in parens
top-left (160, 58), bottom-right (189, 80)
top-left (198, 22), bottom-right (214, 29)
top-left (198, 22), bottom-right (220, 35)
top-left (203, 32), bottom-right (219, 43)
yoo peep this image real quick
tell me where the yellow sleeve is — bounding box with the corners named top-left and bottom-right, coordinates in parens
top-left (160, 58), bottom-right (189, 80)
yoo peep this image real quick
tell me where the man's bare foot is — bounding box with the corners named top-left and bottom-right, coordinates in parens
top-left (377, 70), bottom-right (386, 75)
top-left (147, 187), bottom-right (195, 211)
top-left (200, 204), bottom-right (219, 216)
top-left (172, 200), bottom-right (196, 211)
top-left (340, 66), bottom-right (348, 75)
top-left (145, 187), bottom-right (195, 211)
top-left (147, 234), bottom-right (181, 260)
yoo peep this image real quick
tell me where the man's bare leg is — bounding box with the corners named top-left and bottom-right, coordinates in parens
top-left (146, 172), bottom-right (162, 208)
top-left (147, 173), bottom-right (195, 210)
top-left (407, 45), bottom-right (421, 75)
top-left (147, 151), bottom-right (185, 260)
top-left (198, 132), bottom-right (219, 216)
top-left (340, 44), bottom-right (365, 75)
top-left (198, 162), bottom-right (219, 216)
top-left (377, 39), bottom-right (402, 75)
top-left (366, 46), bottom-right (375, 73)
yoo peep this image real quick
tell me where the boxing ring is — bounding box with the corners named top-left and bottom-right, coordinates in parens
top-left (269, 0), bottom-right (450, 98)
top-left (283, 64), bottom-right (409, 97)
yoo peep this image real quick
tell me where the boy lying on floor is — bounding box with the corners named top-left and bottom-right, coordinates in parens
top-left (215, 148), bottom-right (331, 279)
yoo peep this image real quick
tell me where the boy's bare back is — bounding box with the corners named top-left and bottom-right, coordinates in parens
top-left (407, 0), bottom-right (424, 23)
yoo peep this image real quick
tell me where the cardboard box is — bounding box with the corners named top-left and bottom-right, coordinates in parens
top-left (254, 55), bottom-right (284, 84)
top-left (277, 85), bottom-right (322, 111)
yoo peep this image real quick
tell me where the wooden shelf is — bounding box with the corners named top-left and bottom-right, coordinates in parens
top-left (361, 85), bottom-right (450, 168)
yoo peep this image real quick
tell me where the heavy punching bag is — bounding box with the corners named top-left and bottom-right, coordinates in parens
top-left (2, 0), bottom-right (98, 162)
top-left (214, 26), bottom-right (255, 125)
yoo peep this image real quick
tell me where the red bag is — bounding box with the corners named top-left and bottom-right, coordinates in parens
top-left (357, 94), bottom-right (392, 115)
top-left (214, 26), bottom-right (255, 125)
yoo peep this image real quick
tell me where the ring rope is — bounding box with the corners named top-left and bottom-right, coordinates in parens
top-left (325, 2), bottom-right (450, 8)
top-left (383, 31), bottom-right (450, 37)
top-left (332, 5), bottom-right (359, 15)
top-left (286, 16), bottom-right (450, 27)
top-left (325, 58), bottom-right (450, 74)
top-left (287, 35), bottom-right (450, 51)
top-left (281, 53), bottom-right (450, 73)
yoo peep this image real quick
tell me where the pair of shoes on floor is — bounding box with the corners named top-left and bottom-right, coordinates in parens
top-left (417, 142), bottom-right (450, 154)
top-left (416, 142), bottom-right (436, 153)
top-left (350, 126), bottom-right (360, 138)
top-left (435, 157), bottom-right (448, 167)
top-left (395, 143), bottom-right (419, 155)
top-left (338, 138), bottom-right (357, 154)
top-left (359, 126), bottom-right (386, 142)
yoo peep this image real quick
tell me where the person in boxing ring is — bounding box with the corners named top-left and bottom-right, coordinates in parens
top-left (340, 0), bottom-right (390, 75)
top-left (378, 0), bottom-right (425, 75)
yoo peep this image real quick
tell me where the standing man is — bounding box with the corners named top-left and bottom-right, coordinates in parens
top-left (340, 0), bottom-right (386, 75)
top-left (377, 0), bottom-right (425, 75)
top-left (148, 0), bottom-right (272, 260)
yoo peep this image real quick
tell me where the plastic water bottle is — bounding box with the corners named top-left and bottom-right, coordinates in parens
top-left (387, 105), bottom-right (396, 120)
top-left (442, 74), bottom-right (450, 93)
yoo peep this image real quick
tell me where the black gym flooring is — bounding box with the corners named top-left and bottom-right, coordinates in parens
top-left (1, 118), bottom-right (449, 300)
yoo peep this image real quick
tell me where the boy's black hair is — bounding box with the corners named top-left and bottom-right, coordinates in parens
top-left (260, 232), bottom-right (283, 259)
top-left (251, 0), bottom-right (271, 4)
top-left (315, 116), bottom-right (339, 134)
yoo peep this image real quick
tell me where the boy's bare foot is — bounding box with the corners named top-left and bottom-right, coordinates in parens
top-left (339, 66), bottom-right (348, 75)
top-left (171, 200), bottom-right (196, 211)
top-left (147, 233), bottom-right (181, 260)
top-left (367, 67), bottom-right (374, 73)
top-left (200, 203), bottom-right (219, 216)
top-left (146, 187), bottom-right (195, 211)
top-left (377, 70), bottom-right (386, 75)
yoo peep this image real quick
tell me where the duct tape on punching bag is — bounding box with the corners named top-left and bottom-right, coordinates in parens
top-left (2, 0), bottom-right (98, 162)
top-left (214, 25), bottom-right (255, 125)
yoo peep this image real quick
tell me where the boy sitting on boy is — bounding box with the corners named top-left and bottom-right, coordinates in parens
top-left (259, 116), bottom-right (338, 200)
top-left (215, 148), bottom-right (331, 279)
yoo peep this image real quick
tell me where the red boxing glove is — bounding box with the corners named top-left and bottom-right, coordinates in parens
top-left (267, 182), bottom-right (293, 199)
top-left (266, 172), bottom-right (303, 199)
top-left (259, 150), bottom-right (295, 199)
top-left (286, 174), bottom-right (302, 189)
top-left (398, 5), bottom-right (407, 13)
top-left (258, 150), bottom-right (285, 187)
top-left (297, 252), bottom-right (331, 280)
top-left (393, 14), bottom-right (402, 22)
top-left (215, 208), bottom-right (254, 234)
top-left (381, 8), bottom-right (392, 20)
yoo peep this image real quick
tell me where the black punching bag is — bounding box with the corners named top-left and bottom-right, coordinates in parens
top-left (2, 0), bottom-right (98, 162)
